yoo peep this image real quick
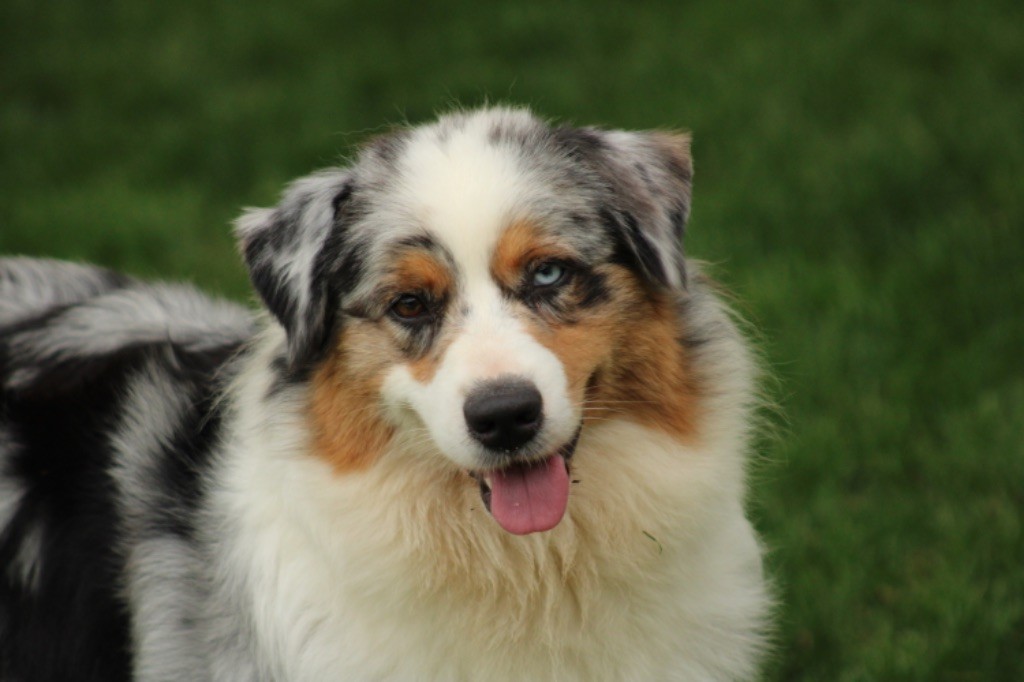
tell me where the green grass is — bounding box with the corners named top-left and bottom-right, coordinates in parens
top-left (2, 1), bottom-right (1021, 678)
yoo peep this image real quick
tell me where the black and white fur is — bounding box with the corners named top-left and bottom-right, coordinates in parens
top-left (1, 108), bottom-right (771, 681)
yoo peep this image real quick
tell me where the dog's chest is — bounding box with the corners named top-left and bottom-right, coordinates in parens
top-left (216, 461), bottom-right (691, 681)
top-left (250, 534), bottom-right (688, 681)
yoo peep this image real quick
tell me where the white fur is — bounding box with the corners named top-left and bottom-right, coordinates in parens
top-left (206, 327), bottom-right (768, 680)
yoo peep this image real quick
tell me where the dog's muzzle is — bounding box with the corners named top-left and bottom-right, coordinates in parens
top-left (463, 378), bottom-right (543, 453)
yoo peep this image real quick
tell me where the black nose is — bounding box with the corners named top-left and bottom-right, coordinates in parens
top-left (463, 379), bottom-right (543, 452)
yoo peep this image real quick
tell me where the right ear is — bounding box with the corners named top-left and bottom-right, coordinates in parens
top-left (234, 169), bottom-right (357, 370)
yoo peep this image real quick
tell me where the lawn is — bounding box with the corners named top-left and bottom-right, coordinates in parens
top-left (2, 0), bottom-right (1021, 678)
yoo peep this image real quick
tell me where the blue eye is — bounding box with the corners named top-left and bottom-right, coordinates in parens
top-left (532, 262), bottom-right (567, 288)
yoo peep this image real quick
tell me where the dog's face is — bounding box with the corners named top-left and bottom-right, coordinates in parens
top-left (236, 108), bottom-right (694, 534)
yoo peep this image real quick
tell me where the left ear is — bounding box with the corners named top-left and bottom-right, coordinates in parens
top-left (557, 127), bottom-right (693, 290)
top-left (234, 169), bottom-right (358, 370)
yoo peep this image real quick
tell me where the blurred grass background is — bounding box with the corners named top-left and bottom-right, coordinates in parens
top-left (2, 0), bottom-right (1021, 678)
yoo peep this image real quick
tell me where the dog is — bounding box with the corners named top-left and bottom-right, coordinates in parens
top-left (0, 107), bottom-right (770, 681)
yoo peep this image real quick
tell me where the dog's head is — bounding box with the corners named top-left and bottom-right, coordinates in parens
top-left (236, 108), bottom-right (694, 535)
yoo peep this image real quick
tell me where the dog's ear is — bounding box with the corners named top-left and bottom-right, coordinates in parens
top-left (556, 127), bottom-right (693, 290)
top-left (235, 169), bottom-right (357, 370)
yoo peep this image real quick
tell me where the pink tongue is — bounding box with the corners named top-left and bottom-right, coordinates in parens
top-left (489, 455), bottom-right (569, 535)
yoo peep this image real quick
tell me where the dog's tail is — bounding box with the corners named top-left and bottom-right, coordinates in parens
top-left (0, 257), bottom-right (134, 328)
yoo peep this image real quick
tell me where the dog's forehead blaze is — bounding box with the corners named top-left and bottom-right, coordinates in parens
top-left (309, 324), bottom-right (395, 473)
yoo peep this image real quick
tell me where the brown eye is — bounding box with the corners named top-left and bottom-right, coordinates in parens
top-left (390, 294), bottom-right (429, 322)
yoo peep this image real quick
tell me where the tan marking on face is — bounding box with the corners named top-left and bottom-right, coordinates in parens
top-left (595, 289), bottom-right (700, 440)
top-left (527, 267), bottom-right (701, 441)
top-left (388, 250), bottom-right (454, 300)
top-left (525, 281), bottom-right (621, 398)
top-left (491, 219), bottom-right (575, 288)
top-left (309, 321), bottom-right (396, 473)
top-left (380, 250), bottom-right (457, 385)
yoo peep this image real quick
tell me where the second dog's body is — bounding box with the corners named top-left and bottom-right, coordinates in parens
top-left (1, 108), bottom-right (770, 680)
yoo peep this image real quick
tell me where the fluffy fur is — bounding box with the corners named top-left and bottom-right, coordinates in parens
top-left (0, 107), bottom-right (771, 681)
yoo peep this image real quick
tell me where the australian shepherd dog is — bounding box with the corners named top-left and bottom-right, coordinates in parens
top-left (0, 108), bottom-right (770, 680)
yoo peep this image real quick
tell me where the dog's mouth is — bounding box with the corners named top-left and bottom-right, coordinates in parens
top-left (470, 429), bottom-right (581, 536)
